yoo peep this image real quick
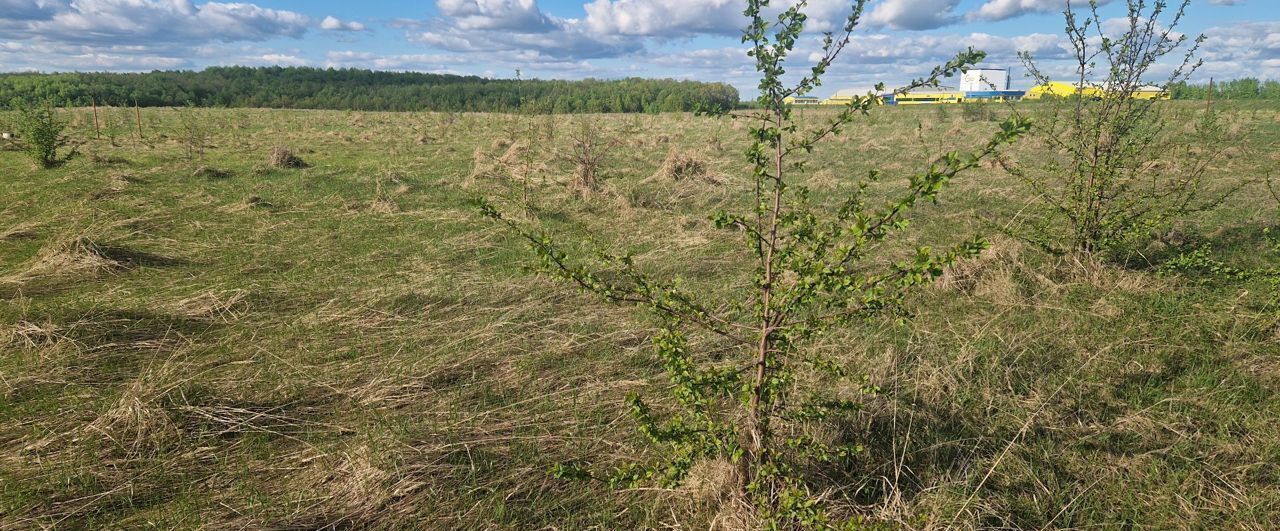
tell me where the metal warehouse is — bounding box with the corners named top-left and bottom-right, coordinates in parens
top-left (796, 66), bottom-right (1172, 106)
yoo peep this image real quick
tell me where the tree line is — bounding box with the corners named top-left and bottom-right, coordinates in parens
top-left (0, 66), bottom-right (740, 113)
top-left (1171, 78), bottom-right (1280, 100)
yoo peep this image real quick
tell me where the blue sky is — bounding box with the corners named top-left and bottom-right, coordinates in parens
top-left (1, 0), bottom-right (1276, 96)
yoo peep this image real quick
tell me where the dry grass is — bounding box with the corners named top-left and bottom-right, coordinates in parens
top-left (191, 165), bottom-right (232, 179)
top-left (654, 147), bottom-right (716, 182)
top-left (1, 236), bottom-right (127, 294)
top-left (168, 289), bottom-right (250, 322)
top-left (1, 103), bottom-right (1277, 529)
top-left (269, 146), bottom-right (306, 168)
top-left (0, 221), bottom-right (39, 241)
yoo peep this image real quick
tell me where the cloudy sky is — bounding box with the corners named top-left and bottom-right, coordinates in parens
top-left (0, 0), bottom-right (1275, 96)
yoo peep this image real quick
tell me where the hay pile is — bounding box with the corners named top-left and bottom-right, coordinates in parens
top-left (269, 146), bottom-right (307, 168)
top-left (653, 148), bottom-right (718, 183)
top-left (468, 139), bottom-right (539, 184)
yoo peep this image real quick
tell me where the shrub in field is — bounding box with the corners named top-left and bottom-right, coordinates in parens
top-left (559, 118), bottom-right (617, 198)
top-left (482, 0), bottom-right (1029, 524)
top-left (10, 99), bottom-right (75, 168)
top-left (177, 105), bottom-right (211, 163)
top-left (1012, 0), bottom-right (1229, 257)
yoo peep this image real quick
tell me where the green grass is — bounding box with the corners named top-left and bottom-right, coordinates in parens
top-left (1, 102), bottom-right (1278, 528)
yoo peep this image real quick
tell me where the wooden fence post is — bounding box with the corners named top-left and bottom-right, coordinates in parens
top-left (91, 97), bottom-right (101, 139)
top-left (135, 100), bottom-right (144, 140)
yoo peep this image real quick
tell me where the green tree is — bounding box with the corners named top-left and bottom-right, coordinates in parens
top-left (11, 99), bottom-right (74, 169)
top-left (482, 0), bottom-right (1028, 524)
top-left (1015, 0), bottom-right (1223, 256)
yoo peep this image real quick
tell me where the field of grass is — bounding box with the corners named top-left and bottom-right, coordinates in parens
top-left (1, 102), bottom-right (1278, 529)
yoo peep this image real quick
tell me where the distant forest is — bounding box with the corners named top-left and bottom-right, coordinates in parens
top-left (1170, 78), bottom-right (1280, 100)
top-left (0, 66), bottom-right (740, 113)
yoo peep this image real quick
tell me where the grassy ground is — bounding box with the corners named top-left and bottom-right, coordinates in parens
top-left (1, 102), bottom-right (1278, 529)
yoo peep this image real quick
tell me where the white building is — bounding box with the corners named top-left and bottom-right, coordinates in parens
top-left (960, 68), bottom-right (1011, 92)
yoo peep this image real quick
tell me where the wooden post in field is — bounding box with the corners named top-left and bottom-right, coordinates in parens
top-left (1208, 77), bottom-right (1214, 107)
top-left (91, 97), bottom-right (101, 139)
top-left (134, 100), bottom-right (144, 140)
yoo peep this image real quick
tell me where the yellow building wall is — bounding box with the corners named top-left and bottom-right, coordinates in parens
top-left (783, 96), bottom-right (821, 105)
top-left (895, 92), bottom-right (965, 105)
top-left (1025, 82), bottom-right (1164, 100)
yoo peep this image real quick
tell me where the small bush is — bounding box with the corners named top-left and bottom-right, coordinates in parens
top-left (560, 119), bottom-right (617, 198)
top-left (177, 105), bottom-right (211, 162)
top-left (960, 103), bottom-right (996, 122)
top-left (11, 99), bottom-right (74, 168)
top-left (1014, 0), bottom-right (1222, 257)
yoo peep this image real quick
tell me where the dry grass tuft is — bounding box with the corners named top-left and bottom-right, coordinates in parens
top-left (221, 195), bottom-right (275, 213)
top-left (367, 198), bottom-right (399, 214)
top-left (1052, 254), bottom-right (1166, 293)
top-left (294, 444), bottom-right (396, 524)
top-left (169, 289), bottom-right (250, 322)
top-left (807, 169), bottom-right (838, 190)
top-left (704, 491), bottom-right (758, 531)
top-left (497, 141), bottom-right (528, 167)
top-left (192, 166), bottom-right (232, 179)
top-left (84, 381), bottom-right (183, 459)
top-left (269, 146), bottom-right (307, 168)
top-left (90, 153), bottom-right (130, 166)
top-left (364, 174), bottom-right (404, 214)
top-left (468, 146), bottom-right (492, 181)
top-left (3, 237), bottom-right (126, 289)
top-left (468, 141), bottom-right (539, 184)
top-left (0, 222), bottom-right (39, 241)
top-left (937, 236), bottom-right (1028, 303)
top-left (1090, 297), bottom-right (1122, 317)
top-left (654, 148), bottom-right (714, 182)
top-left (682, 458), bottom-right (741, 504)
top-left (2, 319), bottom-right (69, 349)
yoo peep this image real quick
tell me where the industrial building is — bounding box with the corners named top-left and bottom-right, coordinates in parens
top-left (797, 67), bottom-right (1027, 106)
top-left (891, 89), bottom-right (964, 105)
top-left (1024, 81), bottom-right (1102, 99)
top-left (820, 88), bottom-right (881, 106)
top-left (792, 66), bottom-right (1171, 106)
top-left (781, 95), bottom-right (821, 105)
top-left (1021, 81), bottom-right (1169, 100)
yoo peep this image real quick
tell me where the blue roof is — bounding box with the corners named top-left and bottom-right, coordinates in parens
top-left (964, 90), bottom-right (1026, 98)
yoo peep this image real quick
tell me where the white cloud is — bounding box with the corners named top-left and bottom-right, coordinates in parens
top-left (1, 0), bottom-right (312, 44)
top-left (320, 16), bottom-right (366, 32)
top-left (254, 53), bottom-right (308, 66)
top-left (0, 39), bottom-right (190, 70)
top-left (436, 0), bottom-right (556, 31)
top-left (866, 0), bottom-right (961, 31)
top-left (403, 0), bottom-right (642, 61)
top-left (582, 0), bottom-right (740, 37)
top-left (1201, 21), bottom-right (1280, 61)
top-left (0, 1), bottom-right (313, 72)
top-left (0, 0), bottom-right (66, 22)
top-left (969, 0), bottom-right (1125, 22)
top-left (412, 21), bottom-right (639, 60)
top-left (576, 0), bottom-right (871, 37)
top-left (1206, 0), bottom-right (1242, 5)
